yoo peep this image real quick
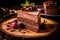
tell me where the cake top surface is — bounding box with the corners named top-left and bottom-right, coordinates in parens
top-left (17, 10), bottom-right (39, 16)
top-left (27, 11), bottom-right (39, 15)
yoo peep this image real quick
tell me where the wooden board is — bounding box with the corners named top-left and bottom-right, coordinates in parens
top-left (0, 17), bottom-right (57, 38)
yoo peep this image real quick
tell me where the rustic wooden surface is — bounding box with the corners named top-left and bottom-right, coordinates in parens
top-left (0, 17), bottom-right (57, 38)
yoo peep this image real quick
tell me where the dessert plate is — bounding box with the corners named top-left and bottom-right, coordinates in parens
top-left (0, 18), bottom-right (57, 38)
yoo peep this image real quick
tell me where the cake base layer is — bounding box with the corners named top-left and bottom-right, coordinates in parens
top-left (17, 17), bottom-right (40, 32)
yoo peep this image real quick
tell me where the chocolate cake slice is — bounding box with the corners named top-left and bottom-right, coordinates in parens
top-left (43, 0), bottom-right (58, 15)
top-left (17, 10), bottom-right (41, 32)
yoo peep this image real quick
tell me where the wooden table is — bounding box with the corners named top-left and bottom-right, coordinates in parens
top-left (0, 17), bottom-right (57, 38)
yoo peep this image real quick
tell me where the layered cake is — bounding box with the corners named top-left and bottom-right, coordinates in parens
top-left (5, 0), bottom-right (42, 33)
top-left (43, 0), bottom-right (58, 15)
top-left (17, 0), bottom-right (41, 32)
top-left (17, 9), bottom-right (41, 32)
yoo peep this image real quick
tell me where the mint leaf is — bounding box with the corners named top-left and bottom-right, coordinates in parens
top-left (20, 0), bottom-right (35, 8)
top-left (30, 3), bottom-right (35, 7)
top-left (25, 0), bottom-right (29, 4)
top-left (25, 0), bottom-right (29, 6)
top-left (31, 3), bottom-right (35, 5)
top-left (20, 3), bottom-right (26, 8)
top-left (21, 0), bottom-right (30, 8)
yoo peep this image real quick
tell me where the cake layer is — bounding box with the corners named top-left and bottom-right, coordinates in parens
top-left (26, 23), bottom-right (39, 32)
top-left (17, 10), bottom-right (41, 23)
top-left (17, 17), bottom-right (40, 26)
top-left (17, 18), bottom-right (39, 32)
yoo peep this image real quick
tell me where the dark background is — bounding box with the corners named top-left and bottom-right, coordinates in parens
top-left (0, 0), bottom-right (59, 7)
top-left (0, 0), bottom-right (59, 10)
top-left (0, 0), bottom-right (43, 7)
